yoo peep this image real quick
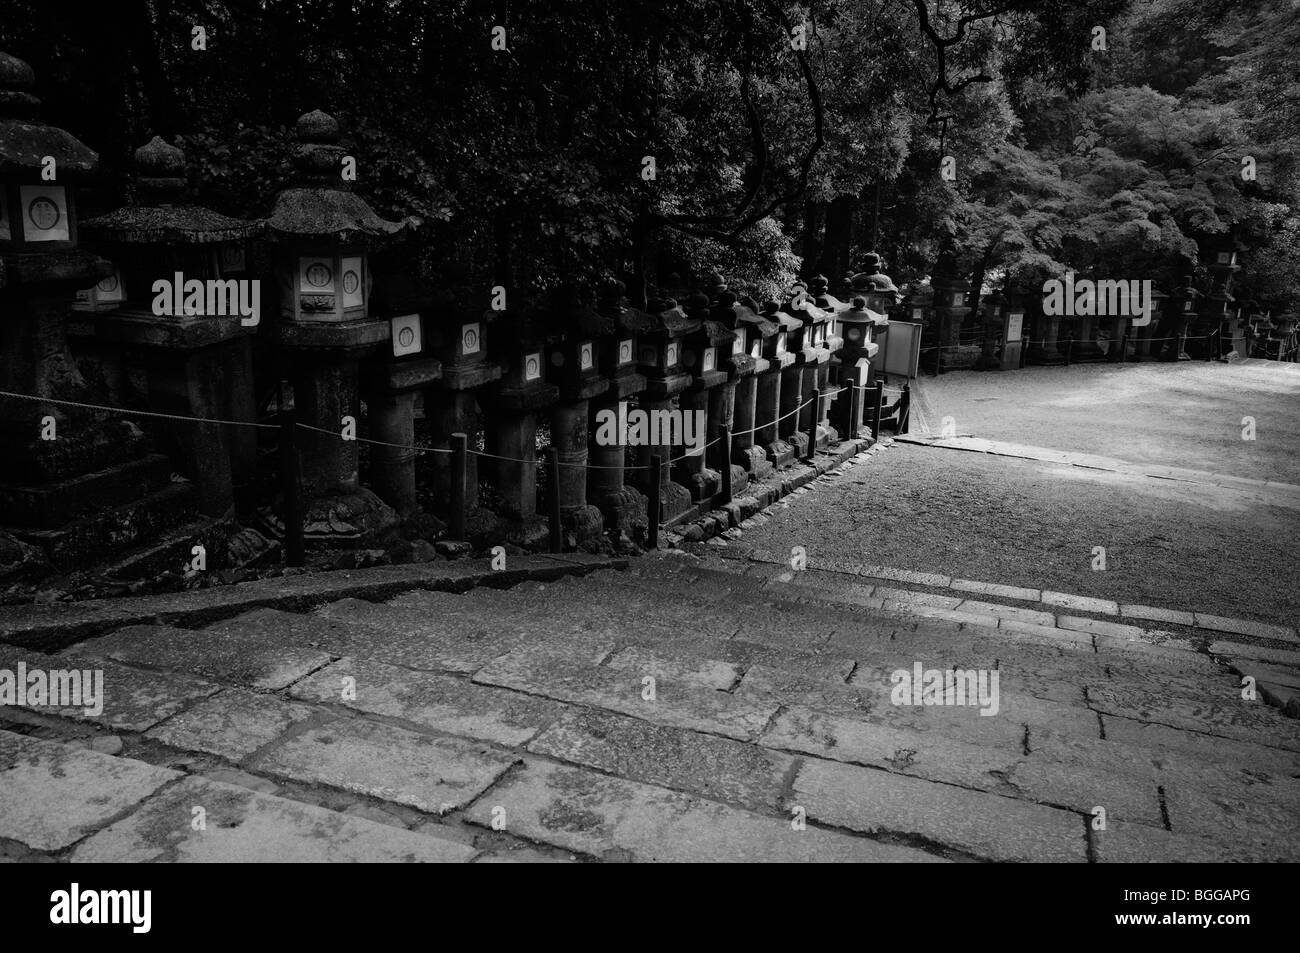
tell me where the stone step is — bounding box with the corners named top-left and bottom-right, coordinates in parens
top-left (101, 518), bottom-right (278, 582)
top-left (0, 453), bottom-right (173, 529)
top-left (11, 481), bottom-right (199, 572)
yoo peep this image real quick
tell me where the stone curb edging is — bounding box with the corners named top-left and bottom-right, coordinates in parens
top-left (737, 552), bottom-right (1299, 648)
top-left (0, 554), bottom-right (627, 651)
top-left (664, 436), bottom-right (882, 548)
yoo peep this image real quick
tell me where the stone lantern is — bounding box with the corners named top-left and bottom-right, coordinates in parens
top-left (730, 294), bottom-right (777, 479)
top-left (760, 300), bottom-right (806, 462)
top-left (264, 109), bottom-right (406, 546)
top-left (930, 243), bottom-right (975, 369)
top-left (1156, 278), bottom-right (1201, 362)
top-left (1130, 285), bottom-right (1168, 361)
top-left (975, 289), bottom-right (1005, 371)
top-left (545, 286), bottom-right (610, 548)
top-left (676, 289), bottom-right (739, 500)
top-left (482, 302), bottom-right (560, 545)
top-left (80, 137), bottom-right (263, 518)
top-left (786, 283), bottom-right (834, 448)
top-left (831, 296), bottom-right (882, 437)
top-left (362, 270), bottom-right (444, 521)
top-left (634, 293), bottom-right (698, 523)
top-left (0, 52), bottom-right (166, 574)
top-left (1203, 245), bottom-right (1244, 359)
top-left (589, 280), bottom-right (650, 537)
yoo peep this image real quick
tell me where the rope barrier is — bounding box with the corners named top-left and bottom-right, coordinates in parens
top-left (0, 389), bottom-right (280, 430)
top-left (0, 388), bottom-right (831, 473)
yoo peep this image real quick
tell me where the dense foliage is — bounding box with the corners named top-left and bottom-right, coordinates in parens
top-left (2, 0), bottom-right (1296, 306)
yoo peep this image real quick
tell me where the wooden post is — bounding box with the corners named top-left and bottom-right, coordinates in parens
top-left (449, 432), bottom-right (467, 541)
top-left (647, 454), bottom-right (662, 549)
top-left (547, 446), bottom-right (562, 553)
top-left (719, 425), bottom-right (732, 506)
top-left (280, 411), bottom-right (304, 567)
top-left (806, 388), bottom-right (820, 462)
top-left (899, 384), bottom-right (912, 434)
top-left (871, 380), bottom-right (884, 441)
top-left (846, 380), bottom-right (859, 440)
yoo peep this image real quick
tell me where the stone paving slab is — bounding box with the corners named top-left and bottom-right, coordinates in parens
top-left (464, 760), bottom-right (943, 862)
top-left (1194, 614), bottom-right (1297, 643)
top-left (605, 646), bottom-right (740, 691)
top-left (761, 705), bottom-right (1023, 791)
top-left (1041, 591), bottom-right (1120, 615)
top-left (74, 624), bottom-right (334, 691)
top-left (1160, 781), bottom-right (1300, 860)
top-left (951, 578), bottom-right (1041, 601)
top-left (253, 717), bottom-right (519, 814)
top-left (1085, 682), bottom-right (1300, 751)
top-left (1120, 604), bottom-right (1198, 627)
top-left (1210, 640), bottom-right (1300, 666)
top-left (793, 757), bottom-right (1088, 862)
top-left (70, 776), bottom-right (477, 863)
top-left (0, 556), bottom-right (618, 649)
top-left (0, 729), bottom-right (180, 851)
top-left (473, 642), bottom-right (779, 742)
top-left (0, 646), bottom-right (221, 732)
top-left (1091, 820), bottom-right (1269, 863)
top-left (1056, 616), bottom-right (1148, 640)
top-left (289, 657), bottom-right (566, 747)
top-left (529, 708), bottom-right (795, 811)
top-left (145, 689), bottom-right (318, 761)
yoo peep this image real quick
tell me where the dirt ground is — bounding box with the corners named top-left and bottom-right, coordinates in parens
top-left (739, 359), bottom-right (1300, 625)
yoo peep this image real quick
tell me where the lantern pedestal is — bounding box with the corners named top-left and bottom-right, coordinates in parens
top-left (482, 382), bottom-right (558, 548)
top-left (589, 376), bottom-right (649, 539)
top-left (551, 399), bottom-right (605, 548)
top-left (280, 320), bottom-right (398, 546)
top-left (731, 368), bottom-right (771, 478)
top-left (96, 311), bottom-right (257, 518)
top-left (362, 356), bottom-right (442, 519)
top-left (757, 364), bottom-right (794, 469)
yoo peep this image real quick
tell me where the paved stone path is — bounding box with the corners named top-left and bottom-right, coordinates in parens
top-left (3, 550), bottom-right (1297, 862)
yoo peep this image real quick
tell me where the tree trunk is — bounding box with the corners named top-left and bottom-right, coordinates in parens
top-left (819, 195), bottom-right (854, 289)
top-left (801, 200), bottom-right (825, 280)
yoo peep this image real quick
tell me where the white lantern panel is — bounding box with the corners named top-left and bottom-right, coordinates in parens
top-left (96, 269), bottom-right (125, 304)
top-left (580, 341), bottom-right (594, 370)
top-left (221, 243), bottom-right (247, 273)
top-left (732, 334), bottom-right (745, 355)
top-left (19, 185), bottom-right (70, 242)
top-left (703, 347), bottom-right (716, 372)
top-left (524, 351), bottom-right (543, 381)
top-left (618, 339), bottom-right (633, 364)
top-left (0, 193), bottom-right (9, 240)
top-left (911, 307), bottom-right (923, 321)
top-left (665, 342), bottom-right (679, 367)
top-left (391, 313), bottom-right (422, 357)
top-left (776, 332), bottom-right (787, 354)
top-left (299, 257), bottom-right (336, 294)
top-left (750, 338), bottom-right (761, 359)
top-left (1006, 312), bottom-right (1024, 343)
top-left (461, 322), bottom-right (481, 355)
top-left (341, 256), bottom-right (364, 308)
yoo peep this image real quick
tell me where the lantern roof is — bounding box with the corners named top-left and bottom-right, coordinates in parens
top-left (644, 294), bottom-right (700, 336)
top-left (550, 285), bottom-right (611, 338)
top-left (760, 301), bottom-right (803, 332)
top-left (82, 137), bottom-right (260, 244)
top-left (597, 280), bottom-right (656, 336)
top-left (848, 252), bottom-right (900, 297)
top-left (734, 300), bottom-right (779, 338)
top-left (265, 109), bottom-right (405, 244)
top-left (698, 318), bottom-right (738, 347)
top-left (840, 295), bottom-right (889, 325)
top-left (0, 52), bottom-right (98, 176)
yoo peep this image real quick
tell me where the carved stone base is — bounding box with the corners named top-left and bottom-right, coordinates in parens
top-left (764, 439), bottom-right (796, 470)
top-left (786, 431), bottom-right (810, 460)
top-left (687, 467), bottom-right (720, 502)
top-left (563, 503), bottom-right (606, 550)
top-left (598, 485), bottom-right (648, 538)
top-left (659, 481), bottom-right (693, 523)
top-left (729, 464), bottom-right (749, 497)
top-left (297, 487), bottom-right (399, 548)
top-left (737, 446), bottom-right (773, 480)
top-left (505, 516), bottom-right (552, 550)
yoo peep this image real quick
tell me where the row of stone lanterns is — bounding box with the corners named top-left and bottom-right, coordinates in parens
top-left (0, 48), bottom-right (894, 575)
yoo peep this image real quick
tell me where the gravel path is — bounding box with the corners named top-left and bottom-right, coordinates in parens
top-left (910, 359), bottom-right (1300, 484)
top-left (741, 443), bottom-right (1299, 624)
top-left (736, 358), bottom-right (1300, 626)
